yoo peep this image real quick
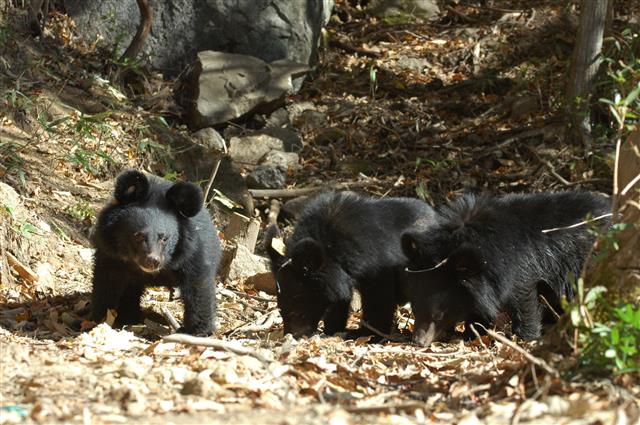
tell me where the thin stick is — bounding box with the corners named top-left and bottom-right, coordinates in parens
top-left (620, 172), bottom-right (640, 196)
top-left (230, 309), bottom-right (279, 335)
top-left (539, 294), bottom-right (561, 321)
top-left (345, 402), bottom-right (426, 415)
top-left (475, 323), bottom-right (559, 377)
top-left (541, 213), bottom-right (613, 233)
top-left (469, 323), bottom-right (500, 373)
top-left (162, 334), bottom-right (269, 364)
top-left (203, 140), bottom-right (227, 207)
top-left (228, 289), bottom-right (275, 303)
top-left (161, 306), bottom-right (180, 331)
top-left (361, 321), bottom-right (395, 341)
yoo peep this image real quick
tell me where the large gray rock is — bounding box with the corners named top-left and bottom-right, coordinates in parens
top-left (185, 51), bottom-right (309, 127)
top-left (66, 0), bottom-right (334, 75)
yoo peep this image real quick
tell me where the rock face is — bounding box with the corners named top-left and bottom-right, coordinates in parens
top-left (66, 0), bottom-right (334, 75)
top-left (185, 51), bottom-right (309, 128)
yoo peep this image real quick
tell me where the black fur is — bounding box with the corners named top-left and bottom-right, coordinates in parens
top-left (90, 170), bottom-right (221, 336)
top-left (402, 191), bottom-right (611, 346)
top-left (265, 191), bottom-right (438, 338)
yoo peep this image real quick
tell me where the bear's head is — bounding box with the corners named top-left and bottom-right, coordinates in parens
top-left (107, 170), bottom-right (204, 273)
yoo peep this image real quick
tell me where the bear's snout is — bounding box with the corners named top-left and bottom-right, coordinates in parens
top-left (144, 254), bottom-right (161, 270)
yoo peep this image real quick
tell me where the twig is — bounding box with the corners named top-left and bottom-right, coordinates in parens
top-left (6, 252), bottom-right (38, 284)
top-left (227, 288), bottom-right (275, 303)
top-left (476, 324), bottom-right (559, 377)
top-left (539, 294), bottom-right (561, 321)
top-left (541, 213), bottom-right (613, 233)
top-left (469, 323), bottom-right (500, 373)
top-left (203, 140), bottom-right (227, 207)
top-left (540, 158), bottom-right (571, 186)
top-left (230, 309), bottom-right (279, 335)
top-left (161, 306), bottom-right (180, 331)
top-left (345, 402), bottom-right (426, 414)
top-left (361, 321), bottom-right (395, 342)
top-left (621, 172), bottom-right (640, 196)
top-left (162, 334), bottom-right (269, 364)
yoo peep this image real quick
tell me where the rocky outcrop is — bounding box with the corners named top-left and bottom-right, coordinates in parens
top-left (184, 51), bottom-right (309, 128)
top-left (66, 0), bottom-right (334, 75)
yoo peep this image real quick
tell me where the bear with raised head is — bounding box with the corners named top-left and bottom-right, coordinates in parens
top-left (266, 191), bottom-right (438, 339)
top-left (89, 170), bottom-right (221, 336)
top-left (402, 191), bottom-right (611, 346)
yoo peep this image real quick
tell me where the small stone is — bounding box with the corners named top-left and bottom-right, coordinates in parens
top-left (260, 150), bottom-right (300, 172)
top-left (181, 375), bottom-right (220, 396)
top-left (228, 134), bottom-right (284, 165)
top-left (192, 127), bottom-right (226, 152)
top-left (297, 109), bottom-right (328, 129)
top-left (224, 244), bottom-right (271, 282)
top-left (246, 165), bottom-right (286, 189)
top-left (244, 272), bottom-right (277, 295)
top-left (79, 248), bottom-right (94, 263)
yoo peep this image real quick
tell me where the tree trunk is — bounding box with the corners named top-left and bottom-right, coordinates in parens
top-left (566, 0), bottom-right (609, 152)
top-left (119, 0), bottom-right (153, 63)
top-left (586, 129), bottom-right (640, 302)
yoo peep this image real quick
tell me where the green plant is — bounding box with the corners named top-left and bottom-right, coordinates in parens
top-left (65, 201), bottom-right (95, 222)
top-left (569, 278), bottom-right (640, 375)
top-left (598, 28), bottom-right (640, 136)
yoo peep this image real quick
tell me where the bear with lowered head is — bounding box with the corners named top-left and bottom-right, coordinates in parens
top-left (89, 170), bottom-right (221, 336)
top-left (402, 191), bottom-right (611, 347)
top-left (265, 191), bottom-right (438, 339)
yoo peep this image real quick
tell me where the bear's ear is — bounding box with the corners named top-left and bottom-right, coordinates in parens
top-left (450, 244), bottom-right (484, 278)
top-left (401, 232), bottom-right (423, 264)
top-left (166, 182), bottom-right (204, 218)
top-left (115, 170), bottom-right (149, 204)
top-left (291, 238), bottom-right (324, 274)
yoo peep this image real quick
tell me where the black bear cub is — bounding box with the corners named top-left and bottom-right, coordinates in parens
top-left (402, 191), bottom-right (610, 346)
top-left (265, 191), bottom-right (438, 339)
top-left (89, 170), bottom-right (221, 336)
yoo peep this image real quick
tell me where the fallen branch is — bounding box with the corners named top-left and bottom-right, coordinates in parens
top-left (6, 252), bottom-right (38, 284)
top-left (249, 181), bottom-right (375, 199)
top-left (476, 323), bottom-right (558, 377)
top-left (162, 334), bottom-right (269, 364)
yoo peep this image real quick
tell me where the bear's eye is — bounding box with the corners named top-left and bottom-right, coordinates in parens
top-left (158, 233), bottom-right (168, 242)
top-left (134, 232), bottom-right (145, 243)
